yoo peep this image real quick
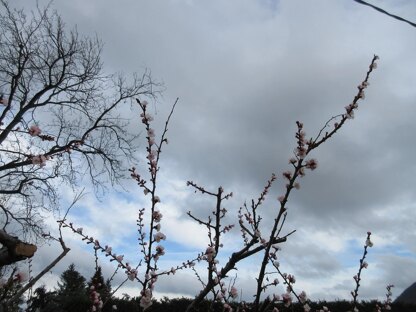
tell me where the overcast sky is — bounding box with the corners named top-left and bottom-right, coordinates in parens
top-left (11, 0), bottom-right (416, 304)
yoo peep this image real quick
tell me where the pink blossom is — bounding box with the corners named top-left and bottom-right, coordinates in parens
top-left (283, 171), bottom-right (292, 180)
top-left (296, 146), bottom-right (306, 159)
top-left (76, 227), bottom-right (83, 234)
top-left (155, 245), bottom-right (165, 256)
top-left (282, 292), bottom-right (292, 307)
top-left (362, 261), bottom-right (368, 269)
top-left (230, 286), bottom-right (238, 299)
top-left (31, 155), bottom-right (49, 167)
top-left (14, 271), bottom-right (28, 283)
top-left (0, 96), bottom-right (8, 105)
top-left (94, 240), bottom-right (100, 250)
top-left (127, 269), bottom-right (137, 281)
top-left (289, 157), bottom-right (297, 164)
top-left (299, 291), bottom-right (307, 303)
top-left (140, 289), bottom-right (153, 309)
top-left (116, 255), bottom-right (124, 262)
top-left (205, 246), bottom-right (216, 262)
top-left (287, 274), bottom-right (296, 283)
top-left (305, 159), bottom-right (318, 170)
top-left (152, 211), bottom-right (162, 222)
top-left (153, 232), bottom-right (166, 242)
top-left (147, 128), bottom-right (155, 138)
top-left (28, 125), bottom-right (41, 136)
top-left (144, 113), bottom-right (154, 122)
top-left (147, 150), bottom-right (157, 161)
top-left (346, 110), bottom-right (355, 119)
top-left (140, 112), bottom-right (153, 122)
top-left (105, 246), bottom-right (112, 255)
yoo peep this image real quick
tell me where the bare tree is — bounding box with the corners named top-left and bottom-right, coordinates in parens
top-left (0, 0), bottom-right (160, 265)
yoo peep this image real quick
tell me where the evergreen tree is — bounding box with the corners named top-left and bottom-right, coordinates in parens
top-left (57, 263), bottom-right (86, 295)
top-left (87, 267), bottom-right (113, 311)
top-left (26, 286), bottom-right (60, 312)
top-left (55, 263), bottom-right (89, 311)
top-left (0, 282), bottom-right (23, 312)
top-left (0, 269), bottom-right (25, 312)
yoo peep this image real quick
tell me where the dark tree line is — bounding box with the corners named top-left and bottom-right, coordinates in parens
top-left (25, 263), bottom-right (109, 312)
top-left (24, 263), bottom-right (416, 312)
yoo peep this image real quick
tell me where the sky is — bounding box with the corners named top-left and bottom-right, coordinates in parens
top-left (9, 0), bottom-right (416, 304)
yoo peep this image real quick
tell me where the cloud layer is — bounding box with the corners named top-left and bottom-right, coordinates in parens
top-left (13, 0), bottom-right (416, 303)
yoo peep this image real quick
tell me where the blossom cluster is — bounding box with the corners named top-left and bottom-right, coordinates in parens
top-left (238, 174), bottom-right (277, 245)
top-left (351, 232), bottom-right (374, 311)
top-left (383, 284), bottom-right (394, 311)
top-left (31, 154), bottom-right (50, 167)
top-left (61, 222), bottom-right (139, 283)
top-left (28, 125), bottom-right (41, 137)
top-left (89, 284), bottom-right (103, 312)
